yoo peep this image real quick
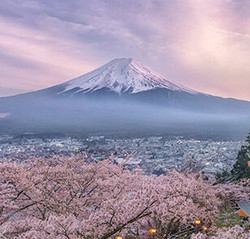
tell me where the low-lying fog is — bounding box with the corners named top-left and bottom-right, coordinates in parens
top-left (0, 98), bottom-right (249, 139)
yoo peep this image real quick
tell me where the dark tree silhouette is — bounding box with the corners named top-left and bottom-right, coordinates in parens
top-left (231, 133), bottom-right (250, 180)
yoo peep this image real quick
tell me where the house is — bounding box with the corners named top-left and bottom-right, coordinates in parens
top-left (237, 201), bottom-right (250, 217)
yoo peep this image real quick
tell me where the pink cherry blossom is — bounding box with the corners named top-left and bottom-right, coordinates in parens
top-left (0, 156), bottom-right (229, 238)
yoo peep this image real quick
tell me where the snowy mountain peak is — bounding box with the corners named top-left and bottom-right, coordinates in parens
top-left (60, 58), bottom-right (198, 95)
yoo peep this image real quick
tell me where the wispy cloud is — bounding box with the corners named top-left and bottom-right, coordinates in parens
top-left (0, 0), bottom-right (250, 100)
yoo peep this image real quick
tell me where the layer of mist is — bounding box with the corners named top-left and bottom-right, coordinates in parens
top-left (0, 97), bottom-right (249, 140)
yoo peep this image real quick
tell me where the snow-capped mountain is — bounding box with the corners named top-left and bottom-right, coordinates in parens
top-left (1, 58), bottom-right (249, 111)
top-left (59, 58), bottom-right (198, 96)
top-left (0, 57), bottom-right (249, 137)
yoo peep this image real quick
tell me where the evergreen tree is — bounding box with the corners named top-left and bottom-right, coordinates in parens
top-left (231, 133), bottom-right (250, 180)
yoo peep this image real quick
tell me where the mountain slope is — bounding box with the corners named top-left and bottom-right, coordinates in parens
top-left (59, 58), bottom-right (198, 96)
top-left (0, 58), bottom-right (249, 137)
top-left (1, 57), bottom-right (249, 111)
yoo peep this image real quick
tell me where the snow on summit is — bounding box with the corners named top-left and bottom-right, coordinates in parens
top-left (60, 58), bottom-right (197, 95)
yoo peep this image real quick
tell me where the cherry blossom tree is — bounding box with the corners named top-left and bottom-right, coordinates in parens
top-left (0, 156), bottom-right (222, 238)
top-left (215, 178), bottom-right (250, 202)
top-left (191, 225), bottom-right (249, 239)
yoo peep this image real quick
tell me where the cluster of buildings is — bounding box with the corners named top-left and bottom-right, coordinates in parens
top-left (0, 135), bottom-right (84, 161)
top-left (0, 135), bottom-right (243, 174)
top-left (95, 136), bottom-right (243, 174)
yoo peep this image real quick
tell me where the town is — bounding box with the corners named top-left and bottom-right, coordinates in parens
top-left (0, 134), bottom-right (243, 175)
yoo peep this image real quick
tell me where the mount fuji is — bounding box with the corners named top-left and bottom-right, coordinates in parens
top-left (0, 58), bottom-right (249, 137)
top-left (58, 58), bottom-right (197, 96)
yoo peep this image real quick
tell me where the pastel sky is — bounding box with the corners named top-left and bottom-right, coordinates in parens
top-left (0, 0), bottom-right (250, 100)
